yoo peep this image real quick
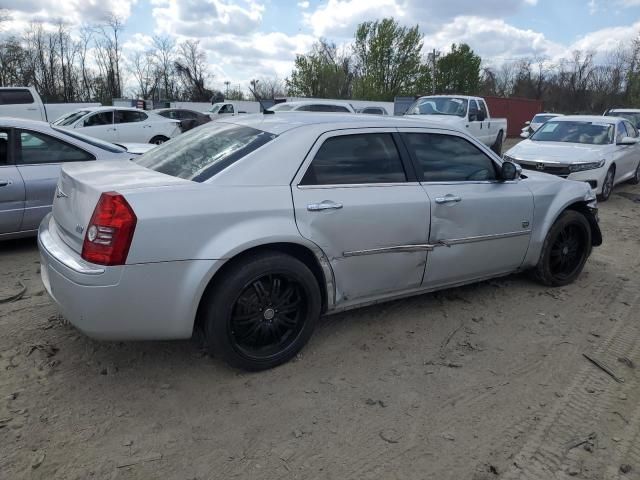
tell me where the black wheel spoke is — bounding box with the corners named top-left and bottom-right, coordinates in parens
top-left (252, 280), bottom-right (270, 306)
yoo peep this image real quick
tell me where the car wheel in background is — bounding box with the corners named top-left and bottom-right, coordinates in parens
top-left (150, 135), bottom-right (169, 145)
top-left (201, 251), bottom-right (321, 371)
top-left (533, 210), bottom-right (592, 287)
top-left (628, 160), bottom-right (640, 185)
top-left (491, 131), bottom-right (503, 156)
top-left (599, 166), bottom-right (615, 201)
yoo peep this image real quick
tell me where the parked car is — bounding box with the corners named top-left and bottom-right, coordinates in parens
top-left (38, 113), bottom-right (601, 371)
top-left (0, 118), bottom-right (142, 240)
top-left (404, 95), bottom-right (507, 155)
top-left (269, 100), bottom-right (356, 113)
top-left (504, 115), bottom-right (640, 201)
top-left (52, 107), bottom-right (181, 144)
top-left (520, 113), bottom-right (563, 138)
top-left (604, 108), bottom-right (640, 129)
top-left (154, 108), bottom-right (211, 132)
top-left (0, 87), bottom-right (101, 122)
top-left (206, 101), bottom-right (261, 120)
top-left (358, 106), bottom-right (389, 115)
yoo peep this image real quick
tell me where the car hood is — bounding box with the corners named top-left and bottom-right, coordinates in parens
top-left (507, 140), bottom-right (607, 164)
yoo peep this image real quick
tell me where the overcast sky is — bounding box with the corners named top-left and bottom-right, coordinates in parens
top-left (2, 0), bottom-right (640, 91)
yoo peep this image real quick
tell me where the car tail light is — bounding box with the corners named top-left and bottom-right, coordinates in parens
top-left (81, 192), bottom-right (137, 266)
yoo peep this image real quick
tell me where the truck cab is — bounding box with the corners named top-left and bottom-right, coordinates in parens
top-left (0, 87), bottom-right (47, 122)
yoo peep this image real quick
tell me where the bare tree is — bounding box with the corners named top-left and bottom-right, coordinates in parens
top-left (174, 39), bottom-right (212, 101)
top-left (152, 35), bottom-right (177, 100)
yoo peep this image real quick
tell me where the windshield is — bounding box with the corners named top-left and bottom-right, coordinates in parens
top-left (607, 111), bottom-right (640, 128)
top-left (134, 122), bottom-right (276, 182)
top-left (530, 120), bottom-right (614, 145)
top-left (532, 114), bottom-right (557, 124)
top-left (208, 104), bottom-right (221, 114)
top-left (270, 104), bottom-right (295, 111)
top-left (52, 110), bottom-right (90, 126)
top-left (405, 97), bottom-right (468, 117)
top-left (51, 126), bottom-right (126, 153)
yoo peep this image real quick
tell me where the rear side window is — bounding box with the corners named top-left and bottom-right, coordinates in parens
top-left (300, 133), bottom-right (406, 185)
top-left (403, 133), bottom-right (497, 182)
top-left (135, 123), bottom-right (276, 182)
top-left (624, 120), bottom-right (638, 138)
top-left (115, 110), bottom-right (147, 123)
top-left (17, 129), bottom-right (94, 164)
top-left (0, 89), bottom-right (35, 105)
top-left (0, 131), bottom-right (8, 164)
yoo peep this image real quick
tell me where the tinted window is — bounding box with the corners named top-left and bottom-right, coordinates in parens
top-left (115, 110), bottom-right (147, 123)
top-left (157, 110), bottom-right (174, 119)
top-left (300, 133), bottom-right (406, 185)
top-left (330, 105), bottom-right (350, 112)
top-left (17, 130), bottom-right (94, 164)
top-left (180, 110), bottom-right (199, 119)
top-left (624, 121), bottom-right (638, 138)
top-left (0, 131), bottom-right (8, 164)
top-left (361, 107), bottom-right (385, 115)
top-left (84, 111), bottom-right (113, 127)
top-left (617, 122), bottom-right (628, 142)
top-left (0, 89), bottom-right (34, 105)
top-left (404, 133), bottom-right (497, 182)
top-left (479, 100), bottom-right (488, 119)
top-left (135, 123), bottom-right (275, 182)
top-left (219, 104), bottom-right (234, 114)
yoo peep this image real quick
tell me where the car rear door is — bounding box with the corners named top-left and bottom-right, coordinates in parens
top-left (115, 110), bottom-right (148, 142)
top-left (0, 128), bottom-right (26, 234)
top-left (291, 129), bottom-right (430, 304)
top-left (400, 129), bottom-right (533, 288)
top-left (15, 128), bottom-right (95, 231)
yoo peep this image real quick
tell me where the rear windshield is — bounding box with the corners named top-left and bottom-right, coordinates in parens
top-left (134, 123), bottom-right (276, 182)
top-left (51, 126), bottom-right (126, 153)
top-left (532, 114), bottom-right (556, 123)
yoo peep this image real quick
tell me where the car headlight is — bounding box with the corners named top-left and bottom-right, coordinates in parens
top-left (569, 159), bottom-right (605, 172)
top-left (503, 154), bottom-right (516, 162)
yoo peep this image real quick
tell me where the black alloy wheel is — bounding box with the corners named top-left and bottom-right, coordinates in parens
top-left (599, 167), bottom-right (615, 201)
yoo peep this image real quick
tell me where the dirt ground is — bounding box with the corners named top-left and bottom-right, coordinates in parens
top-left (1, 174), bottom-right (640, 479)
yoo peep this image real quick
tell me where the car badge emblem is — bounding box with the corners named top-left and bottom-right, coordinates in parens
top-left (75, 224), bottom-right (84, 234)
top-left (536, 163), bottom-right (545, 171)
top-left (56, 186), bottom-right (68, 198)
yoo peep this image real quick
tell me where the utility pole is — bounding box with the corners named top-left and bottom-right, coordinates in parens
top-left (224, 81), bottom-right (230, 98)
top-left (428, 49), bottom-right (440, 95)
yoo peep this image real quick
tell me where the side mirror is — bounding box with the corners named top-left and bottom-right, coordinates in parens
top-left (520, 131), bottom-right (530, 139)
top-left (617, 136), bottom-right (639, 145)
top-left (525, 120), bottom-right (531, 126)
top-left (501, 161), bottom-right (521, 181)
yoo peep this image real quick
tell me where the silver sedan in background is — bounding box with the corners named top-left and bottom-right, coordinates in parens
top-left (38, 113), bottom-right (601, 371)
top-left (0, 118), bottom-right (151, 240)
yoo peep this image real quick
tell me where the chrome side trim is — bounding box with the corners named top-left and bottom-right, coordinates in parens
top-left (298, 182), bottom-right (421, 190)
top-left (38, 214), bottom-right (105, 275)
top-left (343, 244), bottom-right (436, 257)
top-left (439, 230), bottom-right (531, 246)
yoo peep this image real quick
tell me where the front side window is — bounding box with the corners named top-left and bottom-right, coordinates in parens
top-left (115, 110), bottom-right (147, 123)
top-left (135, 123), bottom-right (276, 182)
top-left (530, 121), bottom-right (613, 145)
top-left (0, 89), bottom-right (34, 105)
top-left (624, 121), bottom-right (638, 138)
top-left (84, 111), bottom-right (113, 127)
top-left (403, 133), bottom-right (497, 182)
top-left (479, 100), bottom-right (488, 119)
top-left (17, 130), bottom-right (94, 164)
top-left (617, 122), bottom-right (628, 142)
top-left (0, 130), bottom-right (8, 164)
top-left (300, 133), bottom-right (406, 185)
top-left (219, 104), bottom-right (234, 114)
top-left (53, 110), bottom-right (91, 126)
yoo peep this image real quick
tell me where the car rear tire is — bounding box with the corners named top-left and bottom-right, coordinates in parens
top-left (598, 166), bottom-right (615, 201)
top-left (150, 135), bottom-right (169, 145)
top-left (201, 252), bottom-right (321, 371)
top-left (533, 210), bottom-right (592, 287)
top-left (491, 131), bottom-right (504, 156)
top-left (628, 160), bottom-right (640, 185)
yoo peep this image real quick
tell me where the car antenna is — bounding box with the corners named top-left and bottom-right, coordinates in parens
top-left (249, 86), bottom-right (274, 115)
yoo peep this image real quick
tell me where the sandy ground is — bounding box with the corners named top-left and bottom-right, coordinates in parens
top-left (1, 176), bottom-right (640, 479)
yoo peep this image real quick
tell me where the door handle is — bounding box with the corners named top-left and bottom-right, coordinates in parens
top-left (307, 200), bottom-right (343, 211)
top-left (0, 179), bottom-right (11, 187)
top-left (435, 195), bottom-right (462, 204)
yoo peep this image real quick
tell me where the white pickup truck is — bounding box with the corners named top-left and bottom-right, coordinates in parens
top-left (0, 87), bottom-right (100, 122)
top-left (206, 101), bottom-right (261, 120)
top-left (404, 95), bottom-right (508, 155)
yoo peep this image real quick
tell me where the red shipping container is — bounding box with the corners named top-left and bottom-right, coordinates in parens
top-left (485, 96), bottom-right (544, 137)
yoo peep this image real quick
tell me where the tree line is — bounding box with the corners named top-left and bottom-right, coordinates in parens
top-left (1, 11), bottom-right (640, 113)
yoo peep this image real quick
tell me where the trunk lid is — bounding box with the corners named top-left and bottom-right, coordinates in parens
top-left (52, 159), bottom-right (189, 253)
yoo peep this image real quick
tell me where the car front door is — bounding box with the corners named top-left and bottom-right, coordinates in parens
top-left (0, 129), bottom-right (26, 234)
top-left (400, 129), bottom-right (534, 288)
top-left (15, 128), bottom-right (95, 231)
top-left (78, 110), bottom-right (116, 141)
top-left (467, 100), bottom-right (485, 143)
top-left (291, 129), bottom-right (431, 304)
top-left (618, 121), bottom-right (640, 182)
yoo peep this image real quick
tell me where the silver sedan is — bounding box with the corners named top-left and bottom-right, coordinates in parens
top-left (38, 113), bottom-right (602, 370)
top-left (1, 118), bottom-right (153, 240)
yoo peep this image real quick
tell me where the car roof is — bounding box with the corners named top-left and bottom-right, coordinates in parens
top-left (607, 108), bottom-right (640, 113)
top-left (551, 115), bottom-right (619, 124)
top-left (217, 112), bottom-right (461, 135)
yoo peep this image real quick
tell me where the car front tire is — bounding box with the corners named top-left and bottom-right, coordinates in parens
top-left (628, 160), bottom-right (640, 185)
top-left (201, 252), bottom-right (321, 371)
top-left (598, 166), bottom-right (615, 201)
top-left (533, 210), bottom-right (592, 287)
top-left (150, 135), bottom-right (169, 145)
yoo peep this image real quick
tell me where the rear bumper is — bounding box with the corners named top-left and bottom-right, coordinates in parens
top-left (38, 213), bottom-right (218, 340)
